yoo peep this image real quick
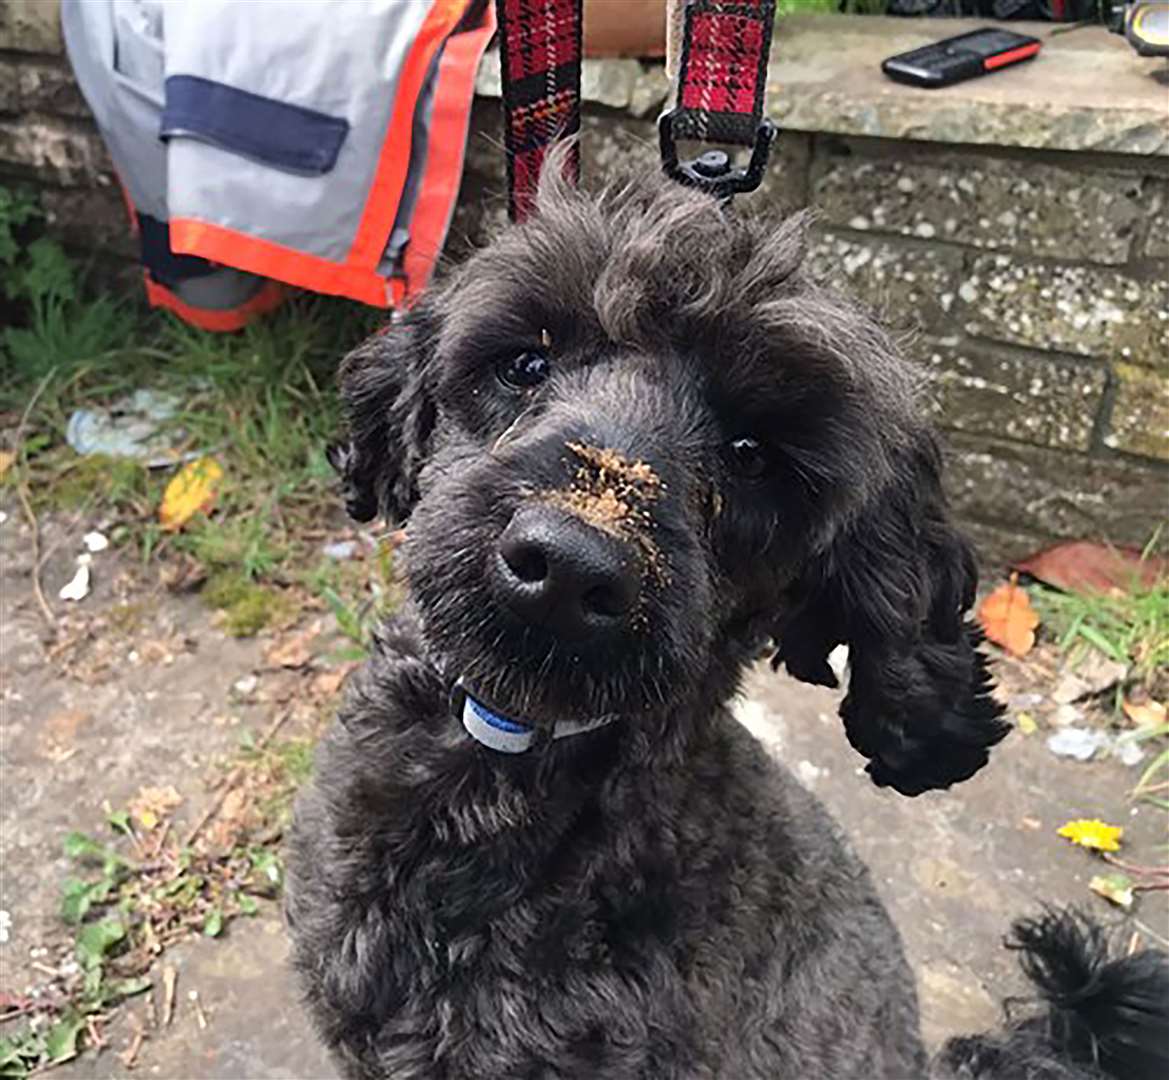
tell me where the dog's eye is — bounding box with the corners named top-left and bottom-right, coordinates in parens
top-left (727, 437), bottom-right (769, 479)
top-left (496, 350), bottom-right (550, 391)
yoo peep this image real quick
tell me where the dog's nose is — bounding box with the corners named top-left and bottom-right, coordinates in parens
top-left (494, 505), bottom-right (638, 640)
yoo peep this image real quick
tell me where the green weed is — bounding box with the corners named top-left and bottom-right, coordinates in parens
top-left (1027, 545), bottom-right (1169, 815)
top-left (1028, 578), bottom-right (1169, 693)
top-left (776, 0), bottom-right (888, 14)
top-left (1131, 723), bottom-right (1169, 810)
top-left (306, 541), bottom-right (403, 658)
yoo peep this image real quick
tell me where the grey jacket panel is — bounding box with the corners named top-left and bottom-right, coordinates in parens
top-left (161, 0), bottom-right (433, 263)
top-left (62, 0), bottom-right (168, 220)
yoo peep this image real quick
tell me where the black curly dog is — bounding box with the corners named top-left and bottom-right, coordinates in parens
top-left (287, 169), bottom-right (1168, 1079)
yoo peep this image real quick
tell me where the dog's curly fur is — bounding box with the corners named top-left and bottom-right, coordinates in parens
top-left (287, 168), bottom-right (1166, 1079)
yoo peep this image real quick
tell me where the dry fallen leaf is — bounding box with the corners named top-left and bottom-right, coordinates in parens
top-left (264, 622), bottom-right (321, 669)
top-left (977, 573), bottom-right (1040, 658)
top-left (159, 458), bottom-right (223, 532)
top-left (128, 785), bottom-right (183, 831)
top-left (1090, 873), bottom-right (1134, 909)
top-left (310, 667), bottom-right (353, 699)
top-left (159, 554), bottom-right (209, 593)
top-left (0, 449), bottom-right (15, 479)
top-left (1057, 818), bottom-right (1123, 853)
top-left (1123, 696), bottom-right (1167, 729)
top-left (40, 709), bottom-right (93, 758)
top-left (203, 787), bottom-right (258, 851)
top-left (1013, 540), bottom-right (1166, 595)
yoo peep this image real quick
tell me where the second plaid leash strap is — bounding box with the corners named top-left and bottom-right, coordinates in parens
top-left (660, 0), bottom-right (778, 201)
top-left (494, 0), bottom-right (583, 223)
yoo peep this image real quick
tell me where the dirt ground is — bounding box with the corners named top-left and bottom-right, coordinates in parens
top-left (2, 504), bottom-right (1166, 1079)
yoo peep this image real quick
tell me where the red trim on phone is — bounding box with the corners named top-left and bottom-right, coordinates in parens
top-left (983, 42), bottom-right (1041, 70)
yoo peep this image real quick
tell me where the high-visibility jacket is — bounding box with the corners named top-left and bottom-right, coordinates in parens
top-left (62, 0), bottom-right (493, 331)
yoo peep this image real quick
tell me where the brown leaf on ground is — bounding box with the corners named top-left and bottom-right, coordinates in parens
top-left (40, 708), bottom-right (93, 754)
top-left (158, 555), bottom-right (208, 593)
top-left (264, 621), bottom-right (321, 669)
top-left (202, 787), bottom-right (258, 851)
top-left (138, 639), bottom-right (178, 666)
top-left (1013, 540), bottom-right (1166, 595)
top-left (128, 785), bottom-right (183, 831)
top-left (0, 449), bottom-right (15, 479)
top-left (1123, 694), bottom-right (1167, 729)
top-left (978, 574), bottom-right (1040, 658)
top-left (309, 664), bottom-right (357, 700)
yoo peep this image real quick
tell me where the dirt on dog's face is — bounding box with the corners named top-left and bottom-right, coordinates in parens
top-left (388, 185), bottom-right (910, 730)
top-left (404, 342), bottom-right (722, 727)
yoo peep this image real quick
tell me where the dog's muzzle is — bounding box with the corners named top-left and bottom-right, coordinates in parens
top-left (451, 680), bottom-right (619, 754)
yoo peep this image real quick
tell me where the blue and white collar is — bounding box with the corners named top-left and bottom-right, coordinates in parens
top-left (451, 680), bottom-right (619, 754)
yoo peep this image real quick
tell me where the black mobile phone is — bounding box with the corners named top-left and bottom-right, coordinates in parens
top-left (881, 28), bottom-right (1042, 89)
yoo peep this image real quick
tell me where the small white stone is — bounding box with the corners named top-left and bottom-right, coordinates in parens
top-left (896, 176), bottom-right (916, 194)
top-left (1046, 726), bottom-right (1106, 761)
top-left (1113, 738), bottom-right (1145, 768)
top-left (796, 760), bottom-right (824, 787)
top-left (58, 563), bottom-right (90, 602)
top-left (827, 644), bottom-right (850, 685)
top-left (233, 673), bottom-right (259, 696)
top-left (848, 215), bottom-right (871, 230)
top-left (913, 222), bottom-right (937, 239)
top-left (958, 282), bottom-right (978, 304)
top-left (82, 530), bottom-right (109, 553)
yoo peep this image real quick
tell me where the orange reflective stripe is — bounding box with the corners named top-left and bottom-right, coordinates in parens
top-left (170, 218), bottom-right (392, 307)
top-left (143, 273), bottom-right (286, 332)
top-left (169, 1), bottom-right (471, 307)
top-left (401, 3), bottom-right (496, 299)
top-left (347, 0), bottom-right (469, 271)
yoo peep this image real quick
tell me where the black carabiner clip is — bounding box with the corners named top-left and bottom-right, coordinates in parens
top-left (658, 110), bottom-right (778, 204)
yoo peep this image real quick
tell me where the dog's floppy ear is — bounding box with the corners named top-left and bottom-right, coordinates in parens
top-left (773, 431), bottom-right (1009, 796)
top-left (328, 304), bottom-right (439, 524)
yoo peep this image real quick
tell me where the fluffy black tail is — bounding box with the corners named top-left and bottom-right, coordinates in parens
top-left (935, 909), bottom-right (1169, 1080)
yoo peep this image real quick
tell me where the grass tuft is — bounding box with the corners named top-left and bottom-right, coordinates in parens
top-left (1028, 577), bottom-right (1169, 694)
top-left (3, 185), bottom-right (383, 591)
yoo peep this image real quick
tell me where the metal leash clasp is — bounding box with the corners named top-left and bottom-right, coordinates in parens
top-left (658, 111), bottom-right (778, 203)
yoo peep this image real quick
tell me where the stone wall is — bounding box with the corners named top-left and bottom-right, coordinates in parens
top-left (1, 2), bottom-right (135, 262)
top-left (2, 6), bottom-right (1165, 565)
top-left (799, 135), bottom-right (1168, 561)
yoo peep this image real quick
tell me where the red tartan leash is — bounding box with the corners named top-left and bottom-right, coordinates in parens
top-left (494, 0), bottom-right (583, 222)
top-left (659, 0), bottom-right (778, 200)
top-left (493, 0), bottom-right (777, 219)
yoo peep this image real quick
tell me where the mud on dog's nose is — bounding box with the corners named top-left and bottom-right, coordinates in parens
top-left (494, 505), bottom-right (639, 640)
